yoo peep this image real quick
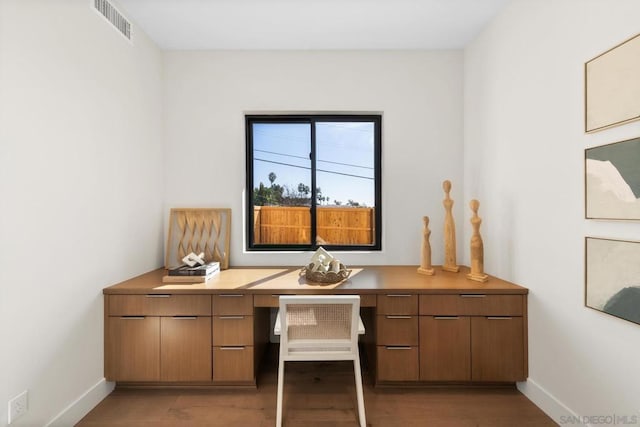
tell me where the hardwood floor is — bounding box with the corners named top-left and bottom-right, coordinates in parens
top-left (78, 348), bottom-right (557, 427)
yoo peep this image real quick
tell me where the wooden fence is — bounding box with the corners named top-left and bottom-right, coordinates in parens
top-left (254, 206), bottom-right (375, 245)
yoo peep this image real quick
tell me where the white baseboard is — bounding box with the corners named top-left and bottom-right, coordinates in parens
top-left (518, 378), bottom-right (585, 426)
top-left (45, 378), bottom-right (115, 427)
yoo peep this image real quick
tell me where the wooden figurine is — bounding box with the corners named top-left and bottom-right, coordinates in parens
top-left (442, 180), bottom-right (459, 272)
top-left (467, 199), bottom-right (489, 282)
top-left (417, 216), bottom-right (435, 275)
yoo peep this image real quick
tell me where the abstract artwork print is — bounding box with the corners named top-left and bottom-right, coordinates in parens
top-left (585, 237), bottom-right (640, 325)
top-left (585, 137), bottom-right (640, 220)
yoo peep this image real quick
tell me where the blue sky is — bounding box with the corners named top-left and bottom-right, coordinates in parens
top-left (252, 121), bottom-right (375, 206)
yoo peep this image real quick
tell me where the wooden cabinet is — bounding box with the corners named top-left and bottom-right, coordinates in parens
top-left (471, 316), bottom-right (525, 381)
top-left (419, 316), bottom-right (470, 381)
top-left (106, 293), bottom-right (257, 385)
top-left (103, 267), bottom-right (529, 387)
top-left (161, 316), bottom-right (212, 381)
top-left (376, 294), bottom-right (419, 381)
top-left (105, 294), bottom-right (212, 383)
top-left (212, 294), bottom-right (255, 383)
top-left (107, 316), bottom-right (160, 382)
top-left (419, 294), bottom-right (527, 383)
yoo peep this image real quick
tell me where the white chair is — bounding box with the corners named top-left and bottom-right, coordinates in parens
top-left (274, 295), bottom-right (366, 427)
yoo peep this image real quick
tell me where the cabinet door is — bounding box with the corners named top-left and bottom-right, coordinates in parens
top-left (107, 316), bottom-right (160, 381)
top-left (471, 316), bottom-right (525, 382)
top-left (419, 316), bottom-right (470, 381)
top-left (160, 316), bottom-right (212, 381)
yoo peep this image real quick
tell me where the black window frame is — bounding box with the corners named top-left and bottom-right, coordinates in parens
top-left (245, 114), bottom-right (382, 252)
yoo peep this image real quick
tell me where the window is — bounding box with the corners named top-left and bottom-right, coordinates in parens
top-left (246, 114), bottom-right (381, 251)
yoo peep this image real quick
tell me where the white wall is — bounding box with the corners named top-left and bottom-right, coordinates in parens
top-left (163, 50), bottom-right (464, 267)
top-left (464, 0), bottom-right (640, 424)
top-left (0, 0), bottom-right (164, 425)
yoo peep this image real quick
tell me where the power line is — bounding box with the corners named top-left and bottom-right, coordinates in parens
top-left (255, 149), bottom-right (308, 161)
top-left (317, 168), bottom-right (374, 180)
top-left (254, 158), bottom-right (309, 171)
top-left (254, 158), bottom-right (374, 180)
top-left (318, 157), bottom-right (373, 170)
top-left (254, 148), bottom-right (373, 170)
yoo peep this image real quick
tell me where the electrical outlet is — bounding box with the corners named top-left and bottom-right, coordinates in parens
top-left (8, 390), bottom-right (28, 424)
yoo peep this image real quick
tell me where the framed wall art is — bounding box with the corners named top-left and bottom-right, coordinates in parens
top-left (585, 136), bottom-right (640, 220)
top-left (585, 237), bottom-right (640, 325)
top-left (585, 32), bottom-right (640, 133)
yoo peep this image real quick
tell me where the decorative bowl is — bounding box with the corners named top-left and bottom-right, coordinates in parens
top-left (301, 263), bottom-right (352, 284)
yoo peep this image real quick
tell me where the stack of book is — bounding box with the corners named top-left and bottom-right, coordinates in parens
top-left (162, 261), bottom-right (220, 283)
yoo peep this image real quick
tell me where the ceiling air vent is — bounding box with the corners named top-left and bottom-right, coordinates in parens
top-left (93, 0), bottom-right (131, 41)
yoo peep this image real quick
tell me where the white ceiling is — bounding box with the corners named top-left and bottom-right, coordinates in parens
top-left (116, 0), bottom-right (511, 50)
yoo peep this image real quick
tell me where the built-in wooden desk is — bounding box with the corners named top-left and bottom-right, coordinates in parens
top-left (103, 266), bottom-right (528, 387)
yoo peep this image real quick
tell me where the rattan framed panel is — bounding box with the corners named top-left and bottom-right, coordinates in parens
top-left (165, 208), bottom-right (231, 270)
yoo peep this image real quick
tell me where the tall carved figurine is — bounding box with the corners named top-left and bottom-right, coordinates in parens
top-left (467, 199), bottom-right (488, 282)
top-left (442, 180), bottom-right (459, 272)
top-left (417, 216), bottom-right (435, 276)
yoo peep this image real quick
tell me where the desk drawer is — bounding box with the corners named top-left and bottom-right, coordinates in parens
top-left (212, 315), bottom-right (254, 345)
top-left (212, 346), bottom-right (254, 382)
top-left (376, 315), bottom-right (418, 345)
top-left (253, 294), bottom-right (280, 307)
top-left (213, 294), bottom-right (254, 315)
top-left (419, 294), bottom-right (523, 316)
top-left (108, 294), bottom-right (211, 316)
top-left (377, 346), bottom-right (419, 381)
top-left (377, 294), bottom-right (418, 315)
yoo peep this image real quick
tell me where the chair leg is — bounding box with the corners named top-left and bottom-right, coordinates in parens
top-left (276, 357), bottom-right (285, 427)
top-left (353, 354), bottom-right (366, 427)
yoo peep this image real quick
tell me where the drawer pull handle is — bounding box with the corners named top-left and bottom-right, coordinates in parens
top-left (146, 294), bottom-right (171, 298)
top-left (487, 316), bottom-right (512, 320)
top-left (386, 294), bottom-right (411, 297)
top-left (172, 316), bottom-right (197, 320)
top-left (220, 346), bottom-right (245, 350)
top-left (219, 294), bottom-right (244, 298)
top-left (460, 294), bottom-right (486, 298)
top-left (220, 316), bottom-right (244, 320)
top-left (434, 316), bottom-right (459, 320)
top-left (120, 316), bottom-right (145, 319)
top-left (386, 315), bottom-right (412, 319)
top-left (385, 346), bottom-right (412, 350)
